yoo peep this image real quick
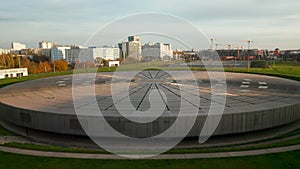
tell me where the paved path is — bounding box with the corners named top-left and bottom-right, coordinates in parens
top-left (0, 144), bottom-right (300, 159)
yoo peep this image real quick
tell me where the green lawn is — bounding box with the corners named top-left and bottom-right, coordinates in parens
top-left (0, 71), bottom-right (76, 89)
top-left (0, 125), bottom-right (16, 136)
top-left (0, 150), bottom-right (300, 169)
top-left (223, 61), bottom-right (300, 79)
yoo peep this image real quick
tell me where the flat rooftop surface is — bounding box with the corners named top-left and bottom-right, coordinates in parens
top-left (0, 71), bottom-right (299, 116)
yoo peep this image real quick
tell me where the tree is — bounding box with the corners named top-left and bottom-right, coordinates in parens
top-left (54, 60), bottom-right (68, 71)
top-left (13, 55), bottom-right (21, 68)
top-left (0, 54), bottom-right (7, 68)
top-left (94, 57), bottom-right (103, 66)
top-left (102, 59), bottom-right (108, 66)
top-left (32, 55), bottom-right (49, 63)
top-left (7, 54), bottom-right (15, 68)
top-left (38, 62), bottom-right (52, 73)
top-left (28, 62), bottom-right (38, 74)
top-left (21, 57), bottom-right (31, 68)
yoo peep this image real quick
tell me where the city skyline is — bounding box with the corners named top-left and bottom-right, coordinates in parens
top-left (0, 0), bottom-right (300, 50)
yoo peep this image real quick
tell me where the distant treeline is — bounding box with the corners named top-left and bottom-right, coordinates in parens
top-left (0, 54), bottom-right (68, 74)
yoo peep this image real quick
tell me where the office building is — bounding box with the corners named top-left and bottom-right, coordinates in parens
top-left (65, 47), bottom-right (120, 64)
top-left (142, 43), bottom-right (173, 60)
top-left (51, 47), bottom-right (71, 62)
top-left (65, 47), bottom-right (93, 64)
top-left (11, 42), bottom-right (26, 51)
top-left (92, 47), bottom-right (120, 60)
top-left (119, 36), bottom-right (142, 59)
top-left (39, 41), bottom-right (56, 49)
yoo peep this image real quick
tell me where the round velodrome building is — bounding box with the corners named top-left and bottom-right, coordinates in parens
top-left (0, 71), bottom-right (300, 142)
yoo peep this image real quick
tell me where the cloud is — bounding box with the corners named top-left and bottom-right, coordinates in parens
top-left (0, 0), bottom-right (299, 49)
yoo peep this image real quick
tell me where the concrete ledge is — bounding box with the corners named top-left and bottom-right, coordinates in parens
top-left (0, 144), bottom-right (300, 159)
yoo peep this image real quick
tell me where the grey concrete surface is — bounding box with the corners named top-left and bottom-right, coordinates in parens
top-left (0, 144), bottom-right (300, 159)
top-left (0, 71), bottom-right (299, 138)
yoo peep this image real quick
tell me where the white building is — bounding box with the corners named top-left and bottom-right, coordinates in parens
top-left (39, 41), bottom-right (55, 49)
top-left (0, 68), bottom-right (28, 79)
top-left (107, 60), bottom-right (120, 67)
top-left (51, 47), bottom-right (71, 61)
top-left (0, 49), bottom-right (11, 55)
top-left (11, 42), bottom-right (26, 51)
top-left (142, 43), bottom-right (173, 60)
top-left (65, 47), bottom-right (120, 64)
top-left (92, 47), bottom-right (120, 60)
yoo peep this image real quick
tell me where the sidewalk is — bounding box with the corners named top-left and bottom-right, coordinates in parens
top-left (0, 144), bottom-right (300, 159)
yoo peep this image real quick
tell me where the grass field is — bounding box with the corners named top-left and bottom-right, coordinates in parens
top-left (224, 61), bottom-right (300, 79)
top-left (0, 150), bottom-right (300, 169)
top-left (0, 125), bottom-right (16, 136)
top-left (0, 61), bottom-right (299, 168)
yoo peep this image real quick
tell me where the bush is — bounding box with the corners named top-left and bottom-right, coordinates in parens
top-left (250, 60), bottom-right (267, 68)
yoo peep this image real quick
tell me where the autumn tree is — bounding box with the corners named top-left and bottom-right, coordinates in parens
top-left (0, 54), bottom-right (7, 68)
top-left (38, 62), bottom-right (52, 73)
top-left (102, 59), bottom-right (108, 66)
top-left (21, 57), bottom-right (31, 68)
top-left (13, 55), bottom-right (21, 68)
top-left (7, 54), bottom-right (15, 68)
top-left (54, 60), bottom-right (68, 71)
top-left (28, 62), bottom-right (38, 74)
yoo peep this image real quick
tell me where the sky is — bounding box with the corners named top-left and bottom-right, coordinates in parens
top-left (0, 0), bottom-right (299, 50)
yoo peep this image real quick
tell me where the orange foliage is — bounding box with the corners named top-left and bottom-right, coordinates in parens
top-left (38, 62), bottom-right (52, 73)
top-left (28, 62), bottom-right (38, 74)
top-left (21, 57), bottom-right (31, 68)
top-left (54, 60), bottom-right (68, 71)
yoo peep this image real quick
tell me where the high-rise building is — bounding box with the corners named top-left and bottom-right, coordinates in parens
top-left (39, 41), bottom-right (55, 49)
top-left (119, 36), bottom-right (142, 59)
top-left (65, 47), bottom-right (93, 64)
top-left (11, 42), bottom-right (26, 51)
top-left (51, 47), bottom-right (71, 62)
top-left (40, 49), bottom-right (51, 58)
top-left (142, 43), bottom-right (173, 60)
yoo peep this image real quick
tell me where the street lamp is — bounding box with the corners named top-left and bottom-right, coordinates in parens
top-left (52, 55), bottom-right (56, 74)
top-left (236, 46), bottom-right (240, 69)
top-left (54, 60), bottom-right (56, 73)
top-left (247, 40), bottom-right (253, 72)
top-left (210, 38), bottom-right (214, 50)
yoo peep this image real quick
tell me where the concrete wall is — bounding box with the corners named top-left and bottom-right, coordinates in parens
top-left (1, 101), bottom-right (299, 138)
